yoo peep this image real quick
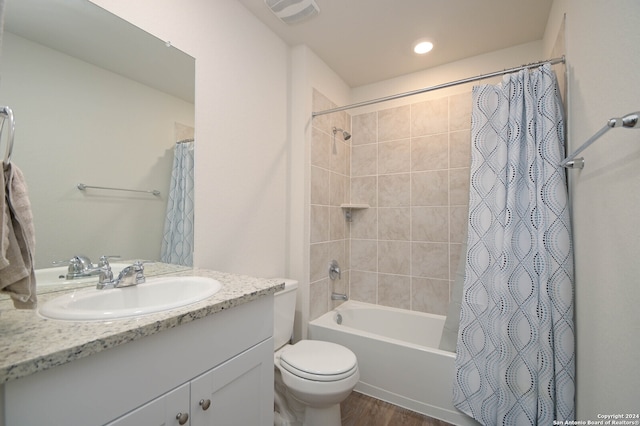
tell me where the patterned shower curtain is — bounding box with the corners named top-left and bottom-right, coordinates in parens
top-left (453, 64), bottom-right (575, 425)
top-left (161, 140), bottom-right (194, 266)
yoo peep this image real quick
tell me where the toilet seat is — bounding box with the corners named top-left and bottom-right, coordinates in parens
top-left (279, 340), bottom-right (358, 382)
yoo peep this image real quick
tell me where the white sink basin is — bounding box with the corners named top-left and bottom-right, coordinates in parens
top-left (39, 276), bottom-right (222, 321)
top-left (35, 264), bottom-right (130, 287)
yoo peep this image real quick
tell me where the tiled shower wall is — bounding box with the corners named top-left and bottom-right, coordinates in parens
top-left (349, 93), bottom-right (471, 315)
top-left (309, 89), bottom-right (351, 321)
top-left (309, 89), bottom-right (472, 320)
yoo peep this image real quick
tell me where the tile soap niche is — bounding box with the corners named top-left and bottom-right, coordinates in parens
top-left (340, 204), bottom-right (369, 222)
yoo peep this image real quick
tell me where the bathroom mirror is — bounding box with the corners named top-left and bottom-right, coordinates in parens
top-left (0, 0), bottom-right (195, 282)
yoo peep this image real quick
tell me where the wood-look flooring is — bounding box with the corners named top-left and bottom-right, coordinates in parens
top-left (341, 391), bottom-right (453, 426)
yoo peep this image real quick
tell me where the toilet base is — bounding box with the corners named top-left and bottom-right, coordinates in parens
top-left (303, 404), bottom-right (341, 426)
top-left (274, 367), bottom-right (344, 426)
top-left (274, 369), bottom-right (302, 425)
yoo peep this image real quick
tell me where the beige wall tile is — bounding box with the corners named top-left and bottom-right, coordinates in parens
top-left (352, 144), bottom-right (378, 177)
top-left (411, 134), bottom-right (448, 171)
top-left (311, 127), bottom-right (331, 170)
top-left (329, 206), bottom-right (346, 241)
top-left (312, 89), bottom-right (475, 317)
top-left (352, 112), bottom-right (377, 146)
top-left (351, 239), bottom-right (377, 272)
top-left (310, 242), bottom-right (329, 282)
top-left (378, 240), bottom-right (410, 275)
top-left (330, 172), bottom-right (347, 206)
top-left (349, 270), bottom-right (378, 304)
top-left (311, 166), bottom-right (330, 205)
top-left (345, 142), bottom-right (351, 178)
top-left (309, 278), bottom-right (329, 321)
top-left (412, 206), bottom-right (449, 242)
top-left (411, 97), bottom-right (448, 136)
top-left (331, 270), bottom-right (349, 295)
top-left (350, 207), bottom-right (377, 239)
top-left (378, 207), bottom-right (410, 241)
top-left (330, 138), bottom-right (348, 175)
top-left (328, 240), bottom-right (347, 276)
top-left (449, 205), bottom-right (468, 243)
top-left (449, 168), bottom-right (470, 205)
top-left (411, 277), bottom-right (449, 315)
top-left (310, 205), bottom-right (329, 243)
top-left (450, 243), bottom-right (464, 279)
top-left (379, 274), bottom-right (411, 309)
top-left (449, 92), bottom-right (472, 131)
top-left (351, 176), bottom-right (377, 207)
top-left (450, 130), bottom-right (471, 168)
top-left (411, 242), bottom-right (449, 279)
top-left (411, 170), bottom-right (448, 206)
top-left (378, 105), bottom-right (410, 142)
top-left (379, 139), bottom-right (411, 174)
top-left (379, 173), bottom-right (410, 207)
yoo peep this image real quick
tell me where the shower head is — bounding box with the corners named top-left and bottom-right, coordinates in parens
top-left (332, 127), bottom-right (351, 140)
top-left (608, 112), bottom-right (640, 129)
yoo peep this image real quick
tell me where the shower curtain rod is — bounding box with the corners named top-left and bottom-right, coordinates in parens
top-left (311, 56), bottom-right (566, 117)
top-left (176, 138), bottom-right (194, 144)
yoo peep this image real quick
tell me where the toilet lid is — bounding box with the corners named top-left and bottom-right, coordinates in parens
top-left (280, 340), bottom-right (357, 382)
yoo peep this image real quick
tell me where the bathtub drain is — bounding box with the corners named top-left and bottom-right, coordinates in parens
top-left (335, 313), bottom-right (342, 324)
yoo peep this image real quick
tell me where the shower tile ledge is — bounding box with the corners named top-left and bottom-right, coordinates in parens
top-left (0, 268), bottom-right (283, 384)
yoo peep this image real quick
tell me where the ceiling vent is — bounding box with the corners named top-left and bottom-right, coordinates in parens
top-left (264, 0), bottom-right (320, 24)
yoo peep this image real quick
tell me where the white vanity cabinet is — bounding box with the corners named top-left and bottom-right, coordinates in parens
top-left (2, 295), bottom-right (275, 426)
top-left (106, 382), bottom-right (190, 426)
top-left (189, 338), bottom-right (273, 425)
top-left (107, 338), bottom-right (273, 426)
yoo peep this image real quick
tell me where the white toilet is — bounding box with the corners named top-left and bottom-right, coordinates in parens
top-left (273, 279), bottom-right (359, 426)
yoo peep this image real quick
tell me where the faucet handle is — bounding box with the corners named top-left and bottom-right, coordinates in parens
top-left (53, 255), bottom-right (93, 270)
top-left (97, 255), bottom-right (120, 267)
top-left (132, 260), bottom-right (145, 274)
top-left (329, 260), bottom-right (341, 280)
top-left (98, 263), bottom-right (114, 283)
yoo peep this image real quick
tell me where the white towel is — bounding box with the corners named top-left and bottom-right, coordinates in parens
top-left (0, 161), bottom-right (37, 309)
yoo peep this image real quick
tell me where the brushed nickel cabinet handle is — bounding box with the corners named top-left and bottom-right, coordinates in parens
top-left (176, 412), bottom-right (189, 425)
top-left (199, 398), bottom-right (211, 410)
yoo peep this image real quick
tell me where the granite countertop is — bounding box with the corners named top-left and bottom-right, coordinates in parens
top-left (0, 268), bottom-right (284, 385)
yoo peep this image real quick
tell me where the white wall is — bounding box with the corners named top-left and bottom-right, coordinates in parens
top-left (0, 32), bottom-right (194, 267)
top-left (91, 0), bottom-right (290, 278)
top-left (545, 0), bottom-right (640, 418)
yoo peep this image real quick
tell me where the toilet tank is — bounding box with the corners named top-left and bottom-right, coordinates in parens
top-left (273, 279), bottom-right (298, 351)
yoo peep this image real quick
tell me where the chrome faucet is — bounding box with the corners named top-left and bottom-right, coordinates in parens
top-left (331, 292), bottom-right (348, 301)
top-left (96, 260), bottom-right (146, 290)
top-left (55, 255), bottom-right (119, 280)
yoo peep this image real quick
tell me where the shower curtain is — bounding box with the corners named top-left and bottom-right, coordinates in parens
top-left (161, 140), bottom-right (194, 266)
top-left (453, 64), bottom-right (575, 425)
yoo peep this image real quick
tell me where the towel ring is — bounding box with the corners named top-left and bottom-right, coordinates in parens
top-left (0, 106), bottom-right (16, 164)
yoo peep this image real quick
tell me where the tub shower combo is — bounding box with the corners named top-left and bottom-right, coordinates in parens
top-left (303, 54), bottom-right (619, 425)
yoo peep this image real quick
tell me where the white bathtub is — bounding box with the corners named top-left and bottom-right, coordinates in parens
top-left (308, 300), bottom-right (478, 426)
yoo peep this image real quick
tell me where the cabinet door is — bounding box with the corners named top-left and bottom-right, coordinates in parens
top-left (190, 338), bottom-right (274, 426)
top-left (106, 382), bottom-right (190, 426)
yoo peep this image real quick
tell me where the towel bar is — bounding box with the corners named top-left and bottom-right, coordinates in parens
top-left (0, 106), bottom-right (16, 163)
top-left (77, 183), bottom-right (161, 196)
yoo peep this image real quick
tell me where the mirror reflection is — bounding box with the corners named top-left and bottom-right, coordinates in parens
top-left (0, 0), bottom-right (196, 272)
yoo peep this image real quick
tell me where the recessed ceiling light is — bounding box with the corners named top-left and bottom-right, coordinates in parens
top-left (413, 40), bottom-right (434, 55)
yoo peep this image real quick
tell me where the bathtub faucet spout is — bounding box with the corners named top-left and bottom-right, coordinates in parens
top-left (331, 292), bottom-right (348, 301)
